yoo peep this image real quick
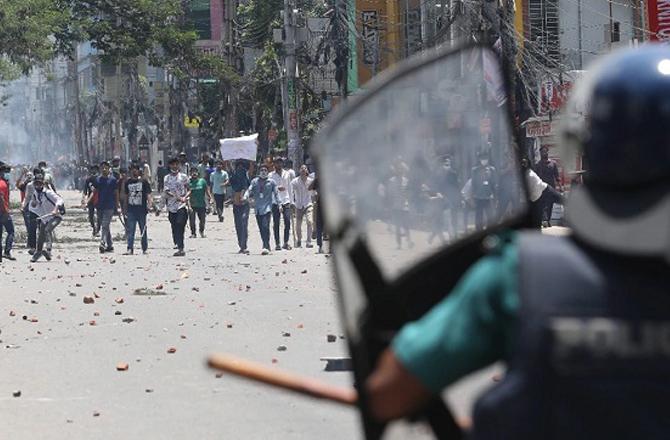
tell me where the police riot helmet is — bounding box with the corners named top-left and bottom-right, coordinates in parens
top-left (562, 44), bottom-right (670, 260)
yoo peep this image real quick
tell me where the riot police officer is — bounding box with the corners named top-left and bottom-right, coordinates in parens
top-left (365, 45), bottom-right (670, 438)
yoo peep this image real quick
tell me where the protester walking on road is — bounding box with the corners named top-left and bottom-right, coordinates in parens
top-left (245, 164), bottom-right (279, 255)
top-left (28, 175), bottom-right (64, 263)
top-left (209, 160), bottom-right (229, 223)
top-left (387, 160), bottom-right (414, 250)
top-left (197, 153), bottom-right (211, 180)
top-left (38, 161), bottom-right (57, 193)
top-left (291, 165), bottom-right (314, 248)
top-left (124, 164), bottom-right (153, 255)
top-left (471, 151), bottom-right (497, 231)
top-left (269, 157), bottom-right (293, 251)
top-left (93, 161), bottom-right (120, 253)
top-left (534, 146), bottom-right (562, 226)
top-left (0, 161), bottom-right (16, 262)
top-left (82, 164), bottom-right (100, 237)
top-left (20, 168), bottom-right (42, 254)
top-left (231, 160), bottom-right (252, 254)
top-left (309, 176), bottom-right (325, 254)
top-left (163, 157), bottom-right (190, 257)
top-left (188, 168), bottom-right (212, 238)
top-left (523, 158), bottom-right (564, 228)
top-left (16, 169), bottom-right (37, 253)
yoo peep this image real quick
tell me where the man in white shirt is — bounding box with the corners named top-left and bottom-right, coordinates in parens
top-left (163, 157), bottom-right (191, 256)
top-left (269, 157), bottom-right (293, 250)
top-left (522, 158), bottom-right (563, 228)
top-left (28, 175), bottom-right (65, 262)
top-left (291, 165), bottom-right (314, 248)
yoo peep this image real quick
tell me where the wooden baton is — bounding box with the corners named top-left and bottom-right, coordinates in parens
top-left (207, 353), bottom-right (358, 406)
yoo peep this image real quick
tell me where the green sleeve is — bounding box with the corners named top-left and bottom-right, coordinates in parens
top-left (392, 238), bottom-right (520, 393)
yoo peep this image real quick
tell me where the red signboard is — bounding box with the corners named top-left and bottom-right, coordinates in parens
top-left (648, 0), bottom-right (670, 42)
top-left (539, 80), bottom-right (573, 115)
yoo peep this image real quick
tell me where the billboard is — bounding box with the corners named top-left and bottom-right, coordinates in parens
top-left (648, 0), bottom-right (670, 42)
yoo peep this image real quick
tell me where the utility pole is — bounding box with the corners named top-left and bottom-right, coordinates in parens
top-left (69, 46), bottom-right (85, 162)
top-left (223, 0), bottom-right (239, 140)
top-left (282, 0), bottom-right (302, 166)
top-left (334, 0), bottom-right (348, 99)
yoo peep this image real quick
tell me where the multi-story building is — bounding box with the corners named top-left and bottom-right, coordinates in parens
top-left (519, 0), bottom-right (646, 185)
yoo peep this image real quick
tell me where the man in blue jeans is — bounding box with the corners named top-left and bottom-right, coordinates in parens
top-left (209, 160), bottom-right (229, 222)
top-left (231, 160), bottom-right (253, 254)
top-left (269, 157), bottom-right (293, 251)
top-left (20, 168), bottom-right (42, 255)
top-left (244, 164), bottom-right (278, 255)
top-left (92, 161), bottom-right (120, 253)
top-left (123, 164), bottom-right (153, 255)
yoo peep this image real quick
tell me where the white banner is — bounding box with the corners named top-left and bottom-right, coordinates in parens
top-left (483, 48), bottom-right (507, 107)
top-left (219, 134), bottom-right (258, 161)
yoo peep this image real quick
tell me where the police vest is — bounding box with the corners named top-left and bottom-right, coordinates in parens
top-left (472, 233), bottom-right (670, 439)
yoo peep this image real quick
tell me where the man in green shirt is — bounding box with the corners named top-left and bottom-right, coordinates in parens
top-left (363, 233), bottom-right (517, 420)
top-left (188, 168), bottom-right (212, 238)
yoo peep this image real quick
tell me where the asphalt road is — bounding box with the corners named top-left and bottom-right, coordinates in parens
top-left (0, 191), bottom-right (499, 440)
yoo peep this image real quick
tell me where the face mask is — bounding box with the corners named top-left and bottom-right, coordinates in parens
top-left (480, 159), bottom-right (489, 166)
top-left (259, 170), bottom-right (269, 179)
top-left (2, 172), bottom-right (9, 180)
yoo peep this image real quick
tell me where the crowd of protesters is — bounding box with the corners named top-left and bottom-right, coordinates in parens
top-left (0, 145), bottom-right (566, 264)
top-left (0, 151), bottom-right (327, 263)
top-left (1, 160), bottom-right (65, 262)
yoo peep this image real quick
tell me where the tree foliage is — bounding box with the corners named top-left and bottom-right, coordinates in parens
top-left (0, 0), bottom-right (205, 75)
top-left (0, 0), bottom-right (69, 79)
top-left (237, 0), bottom-right (282, 48)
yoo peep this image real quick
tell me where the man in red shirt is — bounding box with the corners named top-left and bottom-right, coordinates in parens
top-left (0, 161), bottom-right (16, 262)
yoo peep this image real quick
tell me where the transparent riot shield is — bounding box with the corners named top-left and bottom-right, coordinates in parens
top-left (312, 44), bottom-right (528, 439)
